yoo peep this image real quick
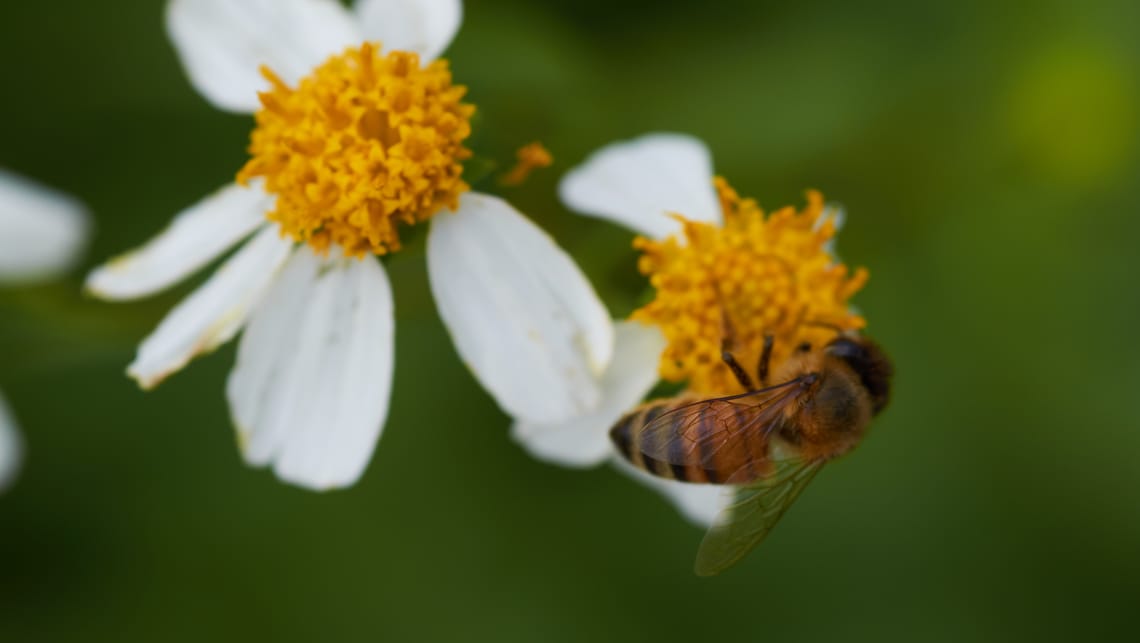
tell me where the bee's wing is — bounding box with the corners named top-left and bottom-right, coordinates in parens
top-left (694, 459), bottom-right (825, 576)
top-left (635, 376), bottom-right (810, 480)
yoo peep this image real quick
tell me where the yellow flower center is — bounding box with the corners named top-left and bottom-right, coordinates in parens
top-left (237, 43), bottom-right (475, 257)
top-left (632, 178), bottom-right (869, 396)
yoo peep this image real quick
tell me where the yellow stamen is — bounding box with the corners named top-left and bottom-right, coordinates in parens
top-left (499, 142), bottom-right (554, 186)
top-left (238, 43), bottom-right (475, 257)
top-left (632, 177), bottom-right (869, 395)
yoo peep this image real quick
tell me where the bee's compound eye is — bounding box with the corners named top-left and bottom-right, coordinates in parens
top-left (825, 337), bottom-right (865, 361)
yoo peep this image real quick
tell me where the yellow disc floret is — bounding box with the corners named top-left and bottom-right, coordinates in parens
top-left (499, 142), bottom-right (554, 186)
top-left (632, 178), bottom-right (869, 395)
top-left (238, 43), bottom-right (475, 257)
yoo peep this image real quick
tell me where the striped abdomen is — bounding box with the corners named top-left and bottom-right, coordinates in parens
top-left (609, 396), bottom-right (775, 485)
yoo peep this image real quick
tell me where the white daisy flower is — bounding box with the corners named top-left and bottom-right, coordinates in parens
top-left (0, 169), bottom-right (92, 490)
top-left (513, 133), bottom-right (860, 526)
top-left (86, 0), bottom-right (613, 491)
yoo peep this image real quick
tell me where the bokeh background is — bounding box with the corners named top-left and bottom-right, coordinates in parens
top-left (3, 0), bottom-right (1139, 640)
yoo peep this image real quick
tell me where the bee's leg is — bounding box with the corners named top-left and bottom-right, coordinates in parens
top-left (719, 311), bottom-right (756, 391)
top-left (721, 342), bottom-right (755, 392)
top-left (756, 334), bottom-right (775, 386)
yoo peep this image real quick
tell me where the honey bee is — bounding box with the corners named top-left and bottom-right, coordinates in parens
top-left (611, 329), bottom-right (893, 576)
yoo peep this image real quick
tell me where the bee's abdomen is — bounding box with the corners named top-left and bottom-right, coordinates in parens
top-left (611, 399), bottom-right (742, 485)
top-left (610, 400), bottom-right (672, 475)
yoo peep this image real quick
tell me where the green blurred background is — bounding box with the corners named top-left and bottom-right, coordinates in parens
top-left (3, 0), bottom-right (1139, 640)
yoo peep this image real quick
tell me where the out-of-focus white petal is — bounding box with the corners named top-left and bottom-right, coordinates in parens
top-left (227, 250), bottom-right (394, 491)
top-left (166, 0), bottom-right (362, 113)
top-left (427, 192), bottom-right (614, 424)
top-left (127, 227), bottom-right (294, 389)
top-left (0, 393), bottom-right (23, 492)
top-left (0, 169), bottom-right (90, 284)
top-left (354, 0), bottom-right (462, 61)
top-left (817, 202), bottom-right (846, 255)
top-left (818, 203), bottom-right (846, 232)
top-left (512, 321), bottom-right (665, 467)
top-left (559, 133), bottom-right (720, 239)
top-left (612, 457), bottom-right (733, 528)
top-left (86, 182), bottom-right (271, 300)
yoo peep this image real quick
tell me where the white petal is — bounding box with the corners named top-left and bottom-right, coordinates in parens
top-left (559, 133), bottom-right (720, 239)
top-left (128, 226), bottom-right (294, 389)
top-left (511, 321), bottom-right (665, 467)
top-left (0, 169), bottom-right (90, 284)
top-left (818, 202), bottom-right (846, 256)
top-left (354, 0), bottom-right (461, 61)
top-left (0, 393), bottom-right (24, 492)
top-left (428, 192), bottom-right (614, 424)
top-left (817, 203), bottom-right (846, 233)
top-left (86, 182), bottom-right (271, 300)
top-left (612, 457), bottom-right (734, 528)
top-left (166, 0), bottom-right (362, 113)
top-left (228, 248), bottom-right (322, 469)
top-left (227, 250), bottom-right (395, 490)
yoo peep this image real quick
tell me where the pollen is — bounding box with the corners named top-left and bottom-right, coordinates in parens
top-left (632, 178), bottom-right (869, 396)
top-left (237, 43), bottom-right (475, 256)
top-left (499, 142), bottom-right (554, 186)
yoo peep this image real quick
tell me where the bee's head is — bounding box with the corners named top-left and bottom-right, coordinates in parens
top-left (825, 335), bottom-right (893, 415)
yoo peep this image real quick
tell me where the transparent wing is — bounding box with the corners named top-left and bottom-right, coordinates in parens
top-left (694, 459), bottom-right (825, 576)
top-left (635, 376), bottom-right (811, 479)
